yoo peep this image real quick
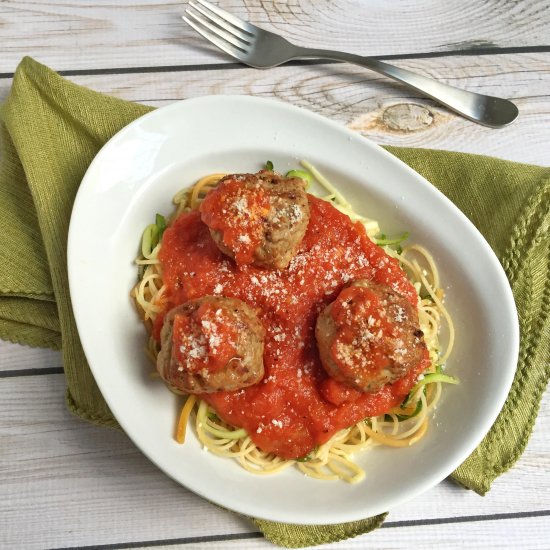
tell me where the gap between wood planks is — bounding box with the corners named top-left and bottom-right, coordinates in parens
top-left (0, 366), bottom-right (63, 377)
top-left (47, 510), bottom-right (550, 549)
top-left (1, 45), bottom-right (549, 80)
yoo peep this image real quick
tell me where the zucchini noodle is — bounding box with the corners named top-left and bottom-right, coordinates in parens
top-left (131, 163), bottom-right (457, 484)
top-left (300, 160), bottom-right (380, 236)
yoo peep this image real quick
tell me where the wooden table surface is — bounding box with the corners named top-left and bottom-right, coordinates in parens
top-left (1, 1), bottom-right (549, 549)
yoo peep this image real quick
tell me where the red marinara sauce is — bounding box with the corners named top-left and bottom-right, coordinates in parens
top-left (199, 177), bottom-right (271, 265)
top-left (156, 195), bottom-right (429, 459)
top-left (172, 302), bottom-right (240, 373)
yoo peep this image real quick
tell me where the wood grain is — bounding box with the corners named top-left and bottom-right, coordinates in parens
top-left (2, 53), bottom-right (548, 165)
top-left (0, 372), bottom-right (548, 549)
top-left (1, 0), bottom-right (549, 73)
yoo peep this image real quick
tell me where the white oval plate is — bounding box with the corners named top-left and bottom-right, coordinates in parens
top-left (68, 96), bottom-right (518, 525)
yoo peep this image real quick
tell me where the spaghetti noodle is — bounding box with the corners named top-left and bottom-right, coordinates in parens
top-left (132, 163), bottom-right (456, 483)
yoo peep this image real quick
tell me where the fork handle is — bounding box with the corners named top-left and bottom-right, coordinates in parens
top-left (290, 47), bottom-right (518, 128)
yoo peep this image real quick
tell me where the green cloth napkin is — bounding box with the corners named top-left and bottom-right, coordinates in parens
top-left (1, 57), bottom-right (548, 548)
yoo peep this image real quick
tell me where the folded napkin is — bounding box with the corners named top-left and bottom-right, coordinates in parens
top-left (1, 57), bottom-right (548, 548)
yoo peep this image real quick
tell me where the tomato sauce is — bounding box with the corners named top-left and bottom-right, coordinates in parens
top-left (199, 177), bottom-right (271, 265)
top-left (172, 302), bottom-right (240, 373)
top-left (157, 196), bottom-right (428, 459)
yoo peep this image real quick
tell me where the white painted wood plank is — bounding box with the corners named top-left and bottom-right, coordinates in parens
top-left (0, 374), bottom-right (548, 549)
top-left (0, 0), bottom-right (549, 73)
top-left (0, 339), bottom-right (61, 373)
top-left (1, 53), bottom-right (548, 165)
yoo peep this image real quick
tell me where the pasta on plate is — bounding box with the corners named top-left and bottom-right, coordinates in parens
top-left (132, 161), bottom-right (457, 483)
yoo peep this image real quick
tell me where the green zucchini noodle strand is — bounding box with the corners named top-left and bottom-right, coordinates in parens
top-left (300, 160), bottom-right (380, 237)
top-left (133, 162), bottom-right (458, 484)
top-left (300, 160), bottom-right (352, 209)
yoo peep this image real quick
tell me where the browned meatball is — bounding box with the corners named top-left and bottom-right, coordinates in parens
top-left (315, 280), bottom-right (426, 393)
top-left (199, 171), bottom-right (310, 269)
top-left (157, 296), bottom-right (265, 394)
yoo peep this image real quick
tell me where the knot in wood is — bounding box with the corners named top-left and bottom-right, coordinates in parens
top-left (382, 104), bottom-right (434, 132)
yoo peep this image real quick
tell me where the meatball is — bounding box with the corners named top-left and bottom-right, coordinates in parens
top-left (157, 296), bottom-right (265, 394)
top-left (199, 171), bottom-right (310, 269)
top-left (315, 280), bottom-right (426, 393)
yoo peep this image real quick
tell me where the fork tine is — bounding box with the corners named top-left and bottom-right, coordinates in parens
top-left (194, 0), bottom-right (256, 35)
top-left (189, 1), bottom-right (253, 43)
top-left (182, 14), bottom-right (246, 60)
top-left (186, 7), bottom-right (250, 50)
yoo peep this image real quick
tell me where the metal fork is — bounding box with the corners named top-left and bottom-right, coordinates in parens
top-left (183, 0), bottom-right (518, 128)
